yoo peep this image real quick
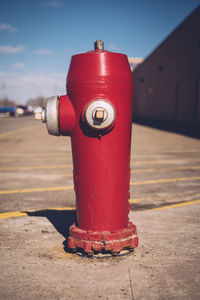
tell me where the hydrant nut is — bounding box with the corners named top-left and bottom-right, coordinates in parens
top-left (95, 109), bottom-right (104, 120)
top-left (34, 112), bottom-right (42, 120)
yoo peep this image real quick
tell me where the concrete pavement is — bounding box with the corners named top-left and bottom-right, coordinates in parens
top-left (0, 116), bottom-right (200, 299)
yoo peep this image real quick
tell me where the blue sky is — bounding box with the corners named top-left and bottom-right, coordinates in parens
top-left (0, 0), bottom-right (199, 104)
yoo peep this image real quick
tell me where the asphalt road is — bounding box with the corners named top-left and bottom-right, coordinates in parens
top-left (0, 116), bottom-right (200, 299)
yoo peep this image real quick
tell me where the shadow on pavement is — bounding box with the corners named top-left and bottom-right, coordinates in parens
top-left (26, 209), bottom-right (77, 250)
top-left (133, 118), bottom-right (200, 139)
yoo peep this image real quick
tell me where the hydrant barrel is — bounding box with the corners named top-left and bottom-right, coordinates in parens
top-left (67, 50), bottom-right (133, 232)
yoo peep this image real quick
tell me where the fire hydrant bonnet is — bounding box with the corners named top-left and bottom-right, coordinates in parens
top-left (67, 51), bottom-right (133, 84)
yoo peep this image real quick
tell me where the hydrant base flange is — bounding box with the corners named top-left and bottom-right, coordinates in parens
top-left (68, 222), bottom-right (138, 255)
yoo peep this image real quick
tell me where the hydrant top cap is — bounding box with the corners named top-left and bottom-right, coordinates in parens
top-left (67, 46), bottom-right (133, 83)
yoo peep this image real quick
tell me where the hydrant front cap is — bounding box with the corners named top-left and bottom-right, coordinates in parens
top-left (84, 99), bottom-right (116, 130)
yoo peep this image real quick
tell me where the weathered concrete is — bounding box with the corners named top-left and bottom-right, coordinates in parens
top-left (0, 116), bottom-right (200, 299)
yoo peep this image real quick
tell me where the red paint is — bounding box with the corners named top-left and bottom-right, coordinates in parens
top-left (59, 48), bottom-right (138, 254)
top-left (68, 222), bottom-right (138, 254)
top-left (59, 95), bottom-right (76, 135)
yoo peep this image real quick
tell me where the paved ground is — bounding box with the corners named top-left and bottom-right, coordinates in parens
top-left (0, 116), bottom-right (200, 299)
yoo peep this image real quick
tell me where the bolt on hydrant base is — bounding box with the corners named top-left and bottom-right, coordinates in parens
top-left (35, 40), bottom-right (138, 256)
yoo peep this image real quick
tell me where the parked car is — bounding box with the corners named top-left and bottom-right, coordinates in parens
top-left (15, 105), bottom-right (33, 116)
top-left (0, 106), bottom-right (16, 117)
top-left (0, 105), bottom-right (33, 117)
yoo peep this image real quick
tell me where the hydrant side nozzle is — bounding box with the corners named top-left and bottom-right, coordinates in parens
top-left (34, 109), bottom-right (46, 122)
top-left (35, 95), bottom-right (76, 137)
top-left (34, 111), bottom-right (42, 120)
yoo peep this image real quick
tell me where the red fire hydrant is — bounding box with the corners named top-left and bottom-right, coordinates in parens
top-left (35, 40), bottom-right (138, 255)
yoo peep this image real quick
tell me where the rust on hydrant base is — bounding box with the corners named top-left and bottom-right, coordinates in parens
top-left (68, 222), bottom-right (138, 256)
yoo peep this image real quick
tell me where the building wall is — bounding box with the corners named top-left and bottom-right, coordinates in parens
top-left (133, 6), bottom-right (200, 123)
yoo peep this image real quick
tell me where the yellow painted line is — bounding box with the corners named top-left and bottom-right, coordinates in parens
top-left (0, 185), bottom-right (73, 195)
top-left (131, 165), bottom-right (200, 173)
top-left (177, 166), bottom-right (200, 170)
top-left (47, 206), bottom-right (76, 211)
top-left (0, 198), bottom-right (140, 219)
top-left (59, 165), bottom-right (200, 178)
top-left (60, 173), bottom-right (73, 177)
top-left (131, 158), bottom-right (200, 165)
top-left (133, 149), bottom-right (200, 156)
top-left (130, 176), bottom-right (200, 186)
top-left (2, 158), bottom-right (200, 172)
top-left (0, 157), bottom-right (72, 163)
top-left (0, 164), bottom-right (72, 171)
top-left (0, 198), bottom-right (199, 219)
top-left (0, 152), bottom-right (69, 158)
top-left (0, 206), bottom-right (76, 219)
top-left (0, 125), bottom-right (39, 138)
top-left (0, 176), bottom-right (200, 196)
top-left (1, 148), bottom-right (199, 157)
top-left (169, 149), bottom-right (200, 153)
top-left (1, 163), bottom-right (200, 173)
top-left (146, 199), bottom-right (200, 212)
top-left (129, 198), bottom-right (141, 204)
top-left (0, 211), bottom-right (27, 219)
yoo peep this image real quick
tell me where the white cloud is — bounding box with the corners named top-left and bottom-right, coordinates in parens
top-left (0, 71), bottom-right (66, 104)
top-left (12, 62), bottom-right (25, 69)
top-left (34, 48), bottom-right (53, 55)
top-left (0, 45), bottom-right (25, 54)
top-left (42, 1), bottom-right (63, 7)
top-left (0, 23), bottom-right (18, 33)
